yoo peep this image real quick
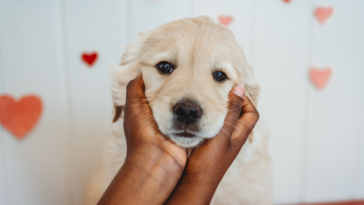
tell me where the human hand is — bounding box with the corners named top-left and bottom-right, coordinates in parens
top-left (98, 74), bottom-right (187, 205)
top-left (165, 86), bottom-right (260, 205)
top-left (122, 74), bottom-right (187, 168)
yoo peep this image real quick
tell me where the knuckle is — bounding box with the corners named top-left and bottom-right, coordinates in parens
top-left (126, 79), bottom-right (135, 92)
top-left (229, 99), bottom-right (242, 111)
top-left (254, 110), bottom-right (260, 121)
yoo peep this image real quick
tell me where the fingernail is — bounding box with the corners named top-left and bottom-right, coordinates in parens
top-left (137, 72), bottom-right (142, 77)
top-left (233, 86), bottom-right (245, 99)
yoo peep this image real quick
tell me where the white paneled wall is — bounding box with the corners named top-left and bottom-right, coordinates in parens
top-left (0, 0), bottom-right (73, 205)
top-left (0, 0), bottom-right (363, 205)
top-left (358, 124), bottom-right (364, 199)
top-left (304, 0), bottom-right (364, 202)
top-left (130, 0), bottom-right (192, 38)
top-left (194, 0), bottom-right (255, 61)
top-left (62, 0), bottom-right (128, 203)
top-left (253, 0), bottom-right (311, 203)
top-left (0, 34), bottom-right (8, 205)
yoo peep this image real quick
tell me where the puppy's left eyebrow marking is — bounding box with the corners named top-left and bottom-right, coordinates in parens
top-left (152, 53), bottom-right (173, 64)
top-left (216, 62), bottom-right (237, 81)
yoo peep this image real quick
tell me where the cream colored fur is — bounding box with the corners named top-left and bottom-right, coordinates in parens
top-left (86, 16), bottom-right (272, 205)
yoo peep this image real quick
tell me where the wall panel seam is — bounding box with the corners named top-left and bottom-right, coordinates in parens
top-left (250, 0), bottom-right (256, 67)
top-left (189, 0), bottom-right (194, 17)
top-left (59, 0), bottom-right (78, 204)
top-left (0, 17), bottom-right (10, 205)
top-left (300, 0), bottom-right (315, 202)
top-left (126, 0), bottom-right (132, 42)
top-left (352, 73), bottom-right (364, 199)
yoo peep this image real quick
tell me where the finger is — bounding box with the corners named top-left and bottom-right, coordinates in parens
top-left (219, 86), bottom-right (245, 137)
top-left (124, 74), bottom-right (149, 116)
top-left (123, 74), bottom-right (160, 140)
top-left (232, 96), bottom-right (260, 145)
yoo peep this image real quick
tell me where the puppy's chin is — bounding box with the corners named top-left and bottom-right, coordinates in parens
top-left (168, 135), bottom-right (204, 148)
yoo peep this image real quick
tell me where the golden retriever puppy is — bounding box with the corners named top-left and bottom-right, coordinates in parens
top-left (86, 15), bottom-right (272, 205)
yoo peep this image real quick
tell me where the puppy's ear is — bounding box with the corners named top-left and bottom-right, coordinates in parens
top-left (243, 65), bottom-right (260, 106)
top-left (110, 31), bottom-right (150, 122)
top-left (243, 64), bottom-right (260, 142)
top-left (113, 105), bottom-right (123, 122)
top-left (233, 46), bottom-right (260, 106)
top-left (241, 65), bottom-right (260, 143)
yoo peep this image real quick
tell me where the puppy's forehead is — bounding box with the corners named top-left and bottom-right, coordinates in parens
top-left (137, 19), bottom-right (244, 84)
top-left (140, 21), bottom-right (238, 64)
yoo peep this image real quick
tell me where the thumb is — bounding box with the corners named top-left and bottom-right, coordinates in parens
top-left (231, 96), bottom-right (259, 146)
top-left (124, 74), bottom-right (149, 117)
top-left (219, 86), bottom-right (245, 137)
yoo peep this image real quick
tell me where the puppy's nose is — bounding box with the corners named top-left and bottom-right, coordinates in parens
top-left (173, 101), bottom-right (202, 124)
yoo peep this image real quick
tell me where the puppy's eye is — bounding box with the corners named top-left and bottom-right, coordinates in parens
top-left (213, 71), bottom-right (227, 82)
top-left (157, 61), bottom-right (174, 73)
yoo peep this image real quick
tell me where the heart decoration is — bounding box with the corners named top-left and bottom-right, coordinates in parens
top-left (82, 52), bottom-right (98, 67)
top-left (0, 95), bottom-right (42, 139)
top-left (310, 67), bottom-right (332, 89)
top-left (314, 6), bottom-right (333, 25)
top-left (218, 15), bottom-right (234, 26)
top-left (283, 0), bottom-right (291, 3)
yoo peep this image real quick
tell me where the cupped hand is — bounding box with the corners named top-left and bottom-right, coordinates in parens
top-left (189, 86), bottom-right (259, 176)
top-left (99, 74), bottom-right (187, 205)
top-left (122, 74), bottom-right (187, 168)
top-left (166, 86), bottom-right (260, 205)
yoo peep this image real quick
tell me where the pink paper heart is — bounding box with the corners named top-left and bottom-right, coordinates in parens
top-left (310, 67), bottom-right (332, 89)
top-left (218, 15), bottom-right (234, 26)
top-left (315, 6), bottom-right (333, 25)
top-left (0, 94), bottom-right (42, 139)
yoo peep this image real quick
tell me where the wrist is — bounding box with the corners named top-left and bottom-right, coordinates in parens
top-left (165, 171), bottom-right (220, 205)
top-left (121, 151), bottom-right (184, 203)
top-left (165, 156), bottom-right (230, 205)
top-left (124, 148), bottom-right (185, 182)
top-left (99, 146), bottom-right (185, 205)
top-left (125, 143), bottom-right (186, 175)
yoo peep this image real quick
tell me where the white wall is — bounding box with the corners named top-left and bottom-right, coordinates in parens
top-left (0, 0), bottom-right (363, 204)
top-left (0, 1), bottom-right (73, 204)
top-left (304, 0), bottom-right (364, 202)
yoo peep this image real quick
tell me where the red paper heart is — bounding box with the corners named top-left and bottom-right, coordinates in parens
top-left (310, 67), bottom-right (332, 89)
top-left (0, 95), bottom-right (42, 139)
top-left (218, 15), bottom-right (234, 26)
top-left (283, 0), bottom-right (291, 3)
top-left (82, 52), bottom-right (98, 67)
top-left (315, 6), bottom-right (333, 25)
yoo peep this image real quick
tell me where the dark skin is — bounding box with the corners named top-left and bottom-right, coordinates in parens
top-left (98, 74), bottom-right (259, 205)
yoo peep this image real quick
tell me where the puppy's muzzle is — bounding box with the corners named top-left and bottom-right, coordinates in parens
top-left (172, 100), bottom-right (202, 136)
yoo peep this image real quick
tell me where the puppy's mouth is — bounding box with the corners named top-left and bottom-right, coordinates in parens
top-left (168, 131), bottom-right (203, 148)
top-left (174, 131), bottom-right (196, 138)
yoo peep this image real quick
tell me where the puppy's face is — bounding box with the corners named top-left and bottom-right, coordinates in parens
top-left (112, 16), bottom-right (259, 148)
